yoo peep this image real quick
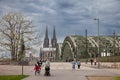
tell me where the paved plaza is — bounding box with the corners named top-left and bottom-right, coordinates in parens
top-left (0, 62), bottom-right (120, 80)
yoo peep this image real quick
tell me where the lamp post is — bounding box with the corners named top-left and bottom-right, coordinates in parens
top-left (94, 18), bottom-right (100, 68)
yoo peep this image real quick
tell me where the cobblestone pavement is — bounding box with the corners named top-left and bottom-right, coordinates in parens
top-left (0, 62), bottom-right (120, 80)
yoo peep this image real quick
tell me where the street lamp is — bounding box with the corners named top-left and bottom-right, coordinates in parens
top-left (94, 18), bottom-right (100, 68)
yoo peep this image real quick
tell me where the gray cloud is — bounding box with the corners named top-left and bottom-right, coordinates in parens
top-left (0, 0), bottom-right (120, 42)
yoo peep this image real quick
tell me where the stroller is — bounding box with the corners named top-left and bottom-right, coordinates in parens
top-left (44, 66), bottom-right (50, 76)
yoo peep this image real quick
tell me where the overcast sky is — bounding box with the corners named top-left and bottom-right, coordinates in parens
top-left (0, 0), bottom-right (120, 43)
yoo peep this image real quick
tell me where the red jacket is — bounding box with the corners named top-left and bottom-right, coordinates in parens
top-left (34, 65), bottom-right (39, 71)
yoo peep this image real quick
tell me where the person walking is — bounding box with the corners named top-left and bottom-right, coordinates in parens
top-left (77, 60), bottom-right (81, 69)
top-left (90, 59), bottom-right (93, 65)
top-left (44, 59), bottom-right (50, 76)
top-left (39, 59), bottom-right (43, 67)
top-left (71, 59), bottom-right (76, 69)
top-left (94, 58), bottom-right (97, 65)
top-left (34, 64), bottom-right (40, 76)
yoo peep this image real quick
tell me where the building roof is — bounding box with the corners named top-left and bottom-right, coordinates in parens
top-left (41, 48), bottom-right (56, 51)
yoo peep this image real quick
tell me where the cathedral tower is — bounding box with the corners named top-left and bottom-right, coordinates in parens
top-left (51, 26), bottom-right (57, 48)
top-left (43, 26), bottom-right (49, 48)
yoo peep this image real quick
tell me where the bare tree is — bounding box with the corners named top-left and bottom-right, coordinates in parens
top-left (0, 12), bottom-right (35, 61)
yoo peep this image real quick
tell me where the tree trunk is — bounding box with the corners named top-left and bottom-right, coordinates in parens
top-left (11, 51), bottom-right (16, 60)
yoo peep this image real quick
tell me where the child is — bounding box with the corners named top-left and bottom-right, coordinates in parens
top-left (34, 64), bottom-right (40, 76)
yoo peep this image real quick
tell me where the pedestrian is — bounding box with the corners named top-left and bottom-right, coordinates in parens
top-left (39, 59), bottom-right (43, 67)
top-left (71, 59), bottom-right (76, 69)
top-left (37, 59), bottom-right (43, 74)
top-left (44, 59), bottom-right (50, 76)
top-left (34, 64), bottom-right (40, 76)
top-left (90, 59), bottom-right (93, 65)
top-left (77, 60), bottom-right (81, 69)
top-left (94, 58), bottom-right (96, 65)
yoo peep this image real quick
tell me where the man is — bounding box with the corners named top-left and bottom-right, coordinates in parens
top-left (44, 59), bottom-right (50, 76)
top-left (77, 60), bottom-right (81, 69)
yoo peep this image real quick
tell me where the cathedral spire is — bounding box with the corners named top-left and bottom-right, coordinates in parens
top-left (53, 26), bottom-right (56, 39)
top-left (51, 26), bottom-right (57, 48)
top-left (43, 26), bottom-right (49, 48)
top-left (45, 26), bottom-right (48, 39)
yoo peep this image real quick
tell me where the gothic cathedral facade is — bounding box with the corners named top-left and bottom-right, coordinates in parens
top-left (40, 26), bottom-right (57, 61)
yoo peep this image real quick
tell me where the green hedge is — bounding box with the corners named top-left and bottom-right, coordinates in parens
top-left (100, 56), bottom-right (120, 62)
top-left (80, 56), bottom-right (120, 62)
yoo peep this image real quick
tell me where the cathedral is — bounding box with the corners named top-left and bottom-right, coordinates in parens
top-left (40, 27), bottom-right (57, 61)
